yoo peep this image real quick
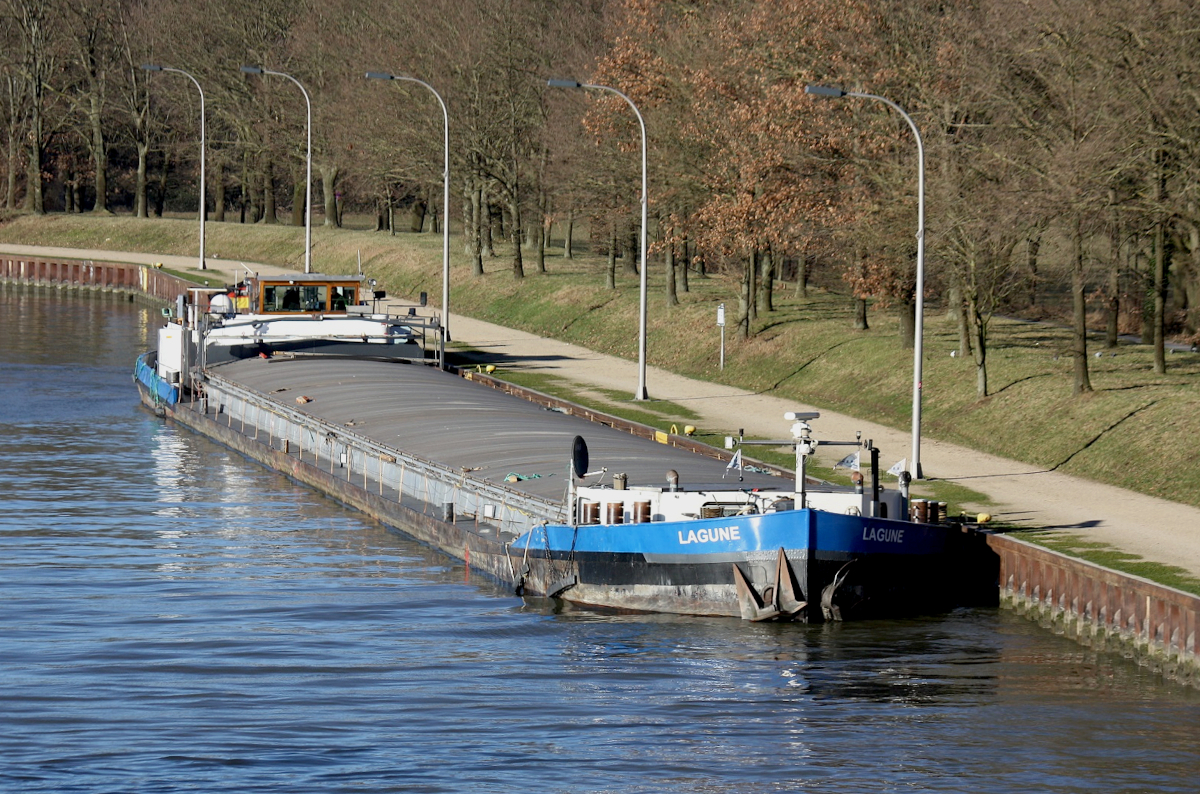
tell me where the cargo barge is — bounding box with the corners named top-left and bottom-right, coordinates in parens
top-left (135, 290), bottom-right (994, 621)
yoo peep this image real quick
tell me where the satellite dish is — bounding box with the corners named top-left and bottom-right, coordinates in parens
top-left (571, 436), bottom-right (589, 479)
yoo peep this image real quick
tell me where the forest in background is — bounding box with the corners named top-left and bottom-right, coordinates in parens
top-left (2, 0), bottom-right (1199, 399)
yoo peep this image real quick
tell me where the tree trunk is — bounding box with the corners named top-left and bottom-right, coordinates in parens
top-left (1070, 212), bottom-right (1093, 395)
top-left (213, 161), bottom-right (226, 222)
top-left (1152, 152), bottom-right (1168, 374)
top-left (748, 248), bottom-right (758, 322)
top-left (509, 193), bottom-right (524, 279)
top-left (1105, 194), bottom-right (1121, 348)
top-left (665, 233), bottom-right (678, 306)
top-left (536, 215), bottom-right (546, 273)
top-left (87, 94), bottom-right (108, 213)
top-left (968, 293), bottom-right (988, 399)
top-left (409, 198), bottom-right (426, 233)
top-left (153, 153), bottom-right (170, 217)
top-left (25, 132), bottom-right (43, 215)
top-left (4, 78), bottom-right (16, 208)
top-left (796, 251), bottom-right (808, 298)
top-left (625, 229), bottom-right (639, 275)
top-left (291, 177), bottom-right (305, 227)
top-left (5, 145), bottom-right (16, 208)
top-left (854, 298), bottom-right (869, 330)
top-left (1153, 215), bottom-right (1168, 374)
top-left (738, 255), bottom-right (752, 340)
top-left (564, 209), bottom-right (574, 259)
top-left (317, 164), bottom-right (336, 228)
top-left (483, 199), bottom-right (495, 258)
top-left (469, 182), bottom-right (483, 275)
top-left (1186, 221), bottom-right (1200, 337)
top-left (261, 161), bottom-right (277, 224)
top-left (240, 152), bottom-right (251, 223)
top-left (853, 248), bottom-right (868, 330)
top-left (135, 141), bottom-right (149, 219)
top-left (678, 233), bottom-right (689, 293)
top-left (606, 229), bottom-right (617, 290)
top-left (1138, 241), bottom-right (1154, 344)
top-left (1026, 220), bottom-right (1046, 307)
top-left (758, 246), bottom-right (774, 314)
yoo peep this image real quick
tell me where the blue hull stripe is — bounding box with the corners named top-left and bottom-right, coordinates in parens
top-left (529, 509), bottom-right (947, 558)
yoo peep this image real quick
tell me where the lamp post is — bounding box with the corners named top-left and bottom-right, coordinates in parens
top-left (548, 78), bottom-right (650, 401)
top-left (805, 84), bottom-right (926, 479)
top-left (241, 65), bottom-right (313, 274)
top-left (141, 64), bottom-right (206, 271)
top-left (365, 71), bottom-right (451, 363)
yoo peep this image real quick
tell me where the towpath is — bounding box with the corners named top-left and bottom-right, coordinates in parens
top-left (7, 242), bottom-right (1200, 580)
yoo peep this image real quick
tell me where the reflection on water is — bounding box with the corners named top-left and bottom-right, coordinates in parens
top-left (1, 284), bottom-right (1198, 794)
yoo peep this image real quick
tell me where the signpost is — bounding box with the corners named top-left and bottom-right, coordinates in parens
top-left (717, 303), bottom-right (726, 370)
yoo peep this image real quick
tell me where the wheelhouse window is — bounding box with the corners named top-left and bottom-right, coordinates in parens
top-left (259, 280), bottom-right (359, 314)
top-left (262, 284), bottom-right (329, 313)
top-left (298, 285), bottom-right (328, 311)
top-left (330, 285), bottom-right (356, 311)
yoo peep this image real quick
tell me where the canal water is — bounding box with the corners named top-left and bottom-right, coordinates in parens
top-left (2, 285), bottom-right (1198, 794)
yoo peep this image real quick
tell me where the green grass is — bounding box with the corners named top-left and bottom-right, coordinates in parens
top-left (1010, 530), bottom-right (1200, 596)
top-left (5, 211), bottom-right (1198, 513)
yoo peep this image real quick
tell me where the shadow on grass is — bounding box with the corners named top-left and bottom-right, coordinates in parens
top-left (991, 372), bottom-right (1054, 396)
top-left (560, 296), bottom-right (619, 332)
top-left (756, 338), bottom-right (860, 393)
top-left (1050, 400), bottom-right (1158, 471)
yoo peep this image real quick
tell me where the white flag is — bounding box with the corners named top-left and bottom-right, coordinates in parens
top-left (886, 458), bottom-right (907, 477)
top-left (834, 451), bottom-right (860, 471)
top-left (726, 449), bottom-right (742, 470)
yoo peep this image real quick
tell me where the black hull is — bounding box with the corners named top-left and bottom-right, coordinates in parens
top-left (512, 543), bottom-right (996, 620)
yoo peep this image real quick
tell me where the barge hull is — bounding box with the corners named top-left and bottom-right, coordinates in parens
top-left (135, 355), bottom-right (995, 620)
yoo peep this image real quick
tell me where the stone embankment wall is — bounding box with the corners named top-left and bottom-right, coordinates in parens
top-left (988, 533), bottom-right (1199, 686)
top-left (0, 255), bottom-right (193, 303)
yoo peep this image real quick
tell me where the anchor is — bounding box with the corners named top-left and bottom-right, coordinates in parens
top-left (733, 548), bottom-right (807, 621)
top-left (820, 560), bottom-right (855, 621)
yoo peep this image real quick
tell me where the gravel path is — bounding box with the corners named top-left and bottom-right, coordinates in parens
top-left (8, 243), bottom-right (1200, 580)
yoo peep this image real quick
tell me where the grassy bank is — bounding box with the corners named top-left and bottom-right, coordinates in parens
top-left (4, 212), bottom-right (1198, 513)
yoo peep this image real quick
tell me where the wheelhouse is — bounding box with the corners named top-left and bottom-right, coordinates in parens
top-left (256, 274), bottom-right (363, 315)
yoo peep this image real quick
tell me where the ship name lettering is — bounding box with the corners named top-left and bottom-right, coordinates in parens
top-left (863, 526), bottom-right (905, 543)
top-left (678, 526), bottom-right (742, 545)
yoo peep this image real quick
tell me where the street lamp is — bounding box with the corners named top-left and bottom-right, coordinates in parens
top-left (365, 71), bottom-right (451, 365)
top-left (241, 65), bottom-right (313, 274)
top-left (805, 84), bottom-right (926, 479)
top-left (548, 78), bottom-right (650, 401)
top-left (142, 64), bottom-right (206, 271)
